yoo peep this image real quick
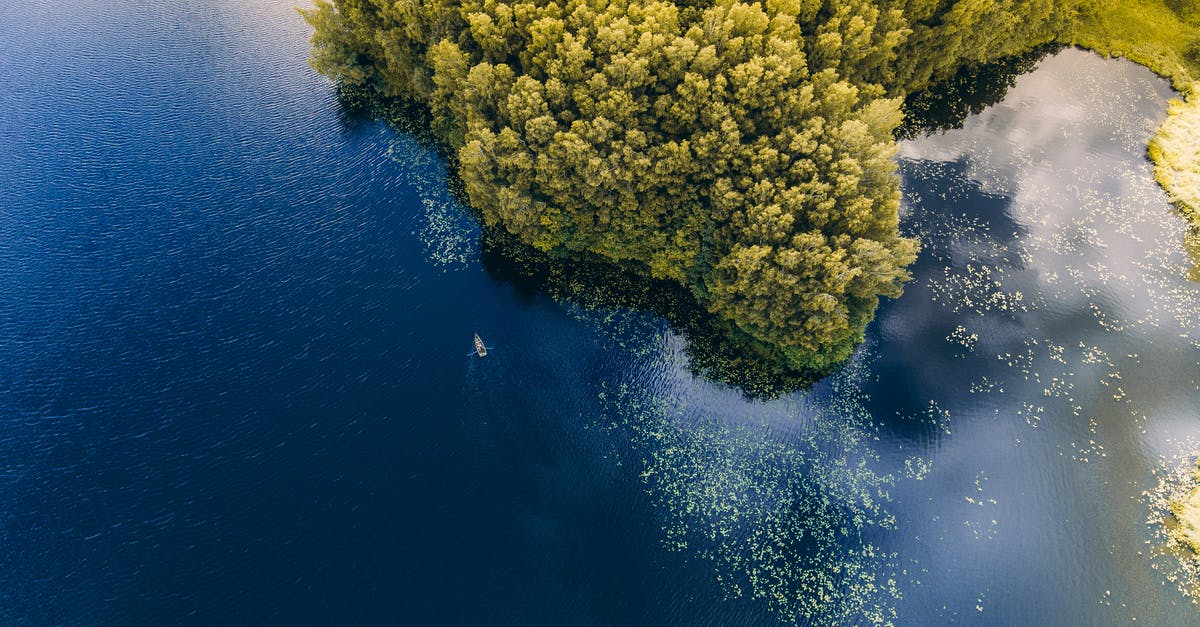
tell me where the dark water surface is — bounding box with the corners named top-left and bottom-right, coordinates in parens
top-left (3, 1), bottom-right (1199, 624)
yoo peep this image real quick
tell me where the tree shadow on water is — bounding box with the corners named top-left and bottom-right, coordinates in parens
top-left (478, 230), bottom-right (825, 400)
top-left (332, 82), bottom-right (445, 149)
top-left (897, 45), bottom-right (1060, 140)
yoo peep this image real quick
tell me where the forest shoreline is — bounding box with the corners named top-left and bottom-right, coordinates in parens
top-left (301, 0), bottom-right (1200, 379)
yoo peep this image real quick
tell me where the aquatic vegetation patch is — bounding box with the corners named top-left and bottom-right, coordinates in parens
top-left (945, 324), bottom-right (979, 355)
top-left (1145, 448), bottom-right (1200, 604)
top-left (594, 357), bottom-right (913, 625)
top-left (929, 262), bottom-right (1032, 317)
top-left (386, 134), bottom-right (479, 270)
top-left (961, 471), bottom-right (999, 541)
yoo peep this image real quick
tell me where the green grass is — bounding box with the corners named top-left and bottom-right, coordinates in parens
top-left (1149, 91), bottom-right (1200, 221)
top-left (1067, 0), bottom-right (1199, 92)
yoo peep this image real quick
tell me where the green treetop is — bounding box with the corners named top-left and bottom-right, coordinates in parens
top-left (301, 0), bottom-right (1080, 372)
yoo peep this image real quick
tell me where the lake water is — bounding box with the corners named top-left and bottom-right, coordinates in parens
top-left (2, 1), bottom-right (1199, 624)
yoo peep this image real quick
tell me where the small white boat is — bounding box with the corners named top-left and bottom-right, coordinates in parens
top-left (474, 333), bottom-right (487, 357)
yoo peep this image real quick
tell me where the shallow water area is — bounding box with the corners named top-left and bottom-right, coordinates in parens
top-left (885, 48), bottom-right (1200, 624)
top-left (2, 1), bottom-right (1200, 623)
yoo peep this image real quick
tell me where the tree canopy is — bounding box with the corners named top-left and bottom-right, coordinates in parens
top-left (301, 0), bottom-right (1077, 371)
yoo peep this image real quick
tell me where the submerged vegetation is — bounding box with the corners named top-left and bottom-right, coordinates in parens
top-left (595, 359), bottom-right (909, 624)
top-left (302, 0), bottom-right (1200, 373)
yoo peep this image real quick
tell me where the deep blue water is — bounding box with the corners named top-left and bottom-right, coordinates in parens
top-left (4, 1), bottom-right (1200, 624)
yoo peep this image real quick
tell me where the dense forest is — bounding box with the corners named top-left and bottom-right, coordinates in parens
top-left (303, 0), bottom-right (1198, 373)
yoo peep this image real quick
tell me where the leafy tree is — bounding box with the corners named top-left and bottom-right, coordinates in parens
top-left (300, 0), bottom-right (1075, 372)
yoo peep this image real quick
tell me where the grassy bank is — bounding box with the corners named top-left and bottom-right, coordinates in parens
top-left (1068, 0), bottom-right (1198, 91)
top-left (1150, 91), bottom-right (1200, 222)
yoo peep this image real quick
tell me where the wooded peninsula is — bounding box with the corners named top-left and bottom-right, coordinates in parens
top-left (303, 0), bottom-right (1200, 374)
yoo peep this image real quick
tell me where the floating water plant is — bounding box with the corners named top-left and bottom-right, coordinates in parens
top-left (593, 351), bottom-right (916, 625)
